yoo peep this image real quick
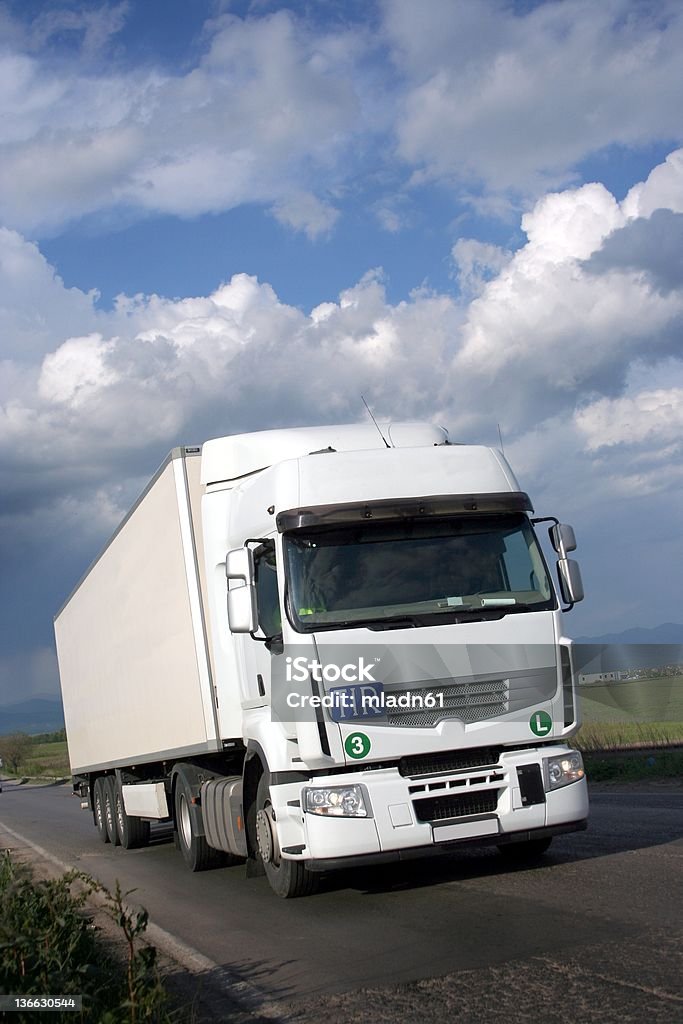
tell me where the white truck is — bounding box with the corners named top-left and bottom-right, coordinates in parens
top-left (55, 422), bottom-right (588, 898)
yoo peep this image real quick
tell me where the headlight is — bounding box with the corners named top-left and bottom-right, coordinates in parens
top-left (544, 751), bottom-right (585, 791)
top-left (302, 785), bottom-right (370, 817)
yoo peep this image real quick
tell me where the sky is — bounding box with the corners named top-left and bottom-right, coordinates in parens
top-left (1, 0), bottom-right (682, 706)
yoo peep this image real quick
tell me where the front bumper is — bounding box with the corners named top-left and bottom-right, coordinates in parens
top-left (271, 745), bottom-right (589, 866)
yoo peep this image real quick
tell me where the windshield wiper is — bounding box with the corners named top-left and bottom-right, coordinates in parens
top-left (344, 614), bottom-right (422, 631)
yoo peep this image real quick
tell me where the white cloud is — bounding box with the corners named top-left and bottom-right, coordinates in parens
top-left (575, 387), bottom-right (683, 451)
top-left (0, 228), bottom-right (100, 363)
top-left (2, 147), bottom-right (683, 654)
top-left (384, 0), bottom-right (683, 195)
top-left (271, 191), bottom-right (339, 239)
top-left (3, 148), bottom-right (683, 517)
top-left (0, 9), bottom-right (365, 235)
top-left (623, 148), bottom-right (683, 219)
top-left (5, 2), bottom-right (683, 241)
top-left (450, 168), bottom-right (683, 420)
top-left (451, 238), bottom-right (512, 297)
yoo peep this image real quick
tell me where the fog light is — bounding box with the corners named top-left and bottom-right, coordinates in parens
top-left (544, 751), bottom-right (585, 791)
top-left (302, 785), bottom-right (370, 817)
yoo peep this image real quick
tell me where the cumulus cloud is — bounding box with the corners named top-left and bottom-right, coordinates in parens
top-left (451, 239), bottom-right (512, 297)
top-left (3, 149), bottom-right (683, 523)
top-left (385, 0), bottom-right (683, 196)
top-left (450, 165), bottom-right (683, 432)
top-left (4, 1), bottom-right (683, 242)
top-left (0, 8), bottom-right (365, 234)
top-left (576, 387), bottom-right (683, 451)
top-left (583, 209), bottom-right (683, 293)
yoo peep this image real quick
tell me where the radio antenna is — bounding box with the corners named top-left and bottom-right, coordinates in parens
top-left (361, 394), bottom-right (391, 448)
top-left (497, 422), bottom-right (505, 455)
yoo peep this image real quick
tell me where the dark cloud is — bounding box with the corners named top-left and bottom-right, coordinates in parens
top-left (584, 209), bottom-right (683, 293)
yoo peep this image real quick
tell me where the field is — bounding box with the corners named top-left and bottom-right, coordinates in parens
top-left (25, 739), bottom-right (70, 778)
top-left (575, 674), bottom-right (683, 750)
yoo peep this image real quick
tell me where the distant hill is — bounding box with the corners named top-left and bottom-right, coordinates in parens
top-left (0, 698), bottom-right (65, 736)
top-left (575, 623), bottom-right (683, 645)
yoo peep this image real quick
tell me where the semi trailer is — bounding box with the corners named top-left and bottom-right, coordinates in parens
top-left (55, 422), bottom-right (588, 898)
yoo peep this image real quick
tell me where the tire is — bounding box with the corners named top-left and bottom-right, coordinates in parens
top-left (254, 774), bottom-right (319, 899)
top-left (93, 777), bottom-right (110, 844)
top-left (174, 774), bottom-right (225, 871)
top-left (498, 837), bottom-right (552, 861)
top-left (114, 782), bottom-right (150, 850)
top-left (103, 776), bottom-right (120, 846)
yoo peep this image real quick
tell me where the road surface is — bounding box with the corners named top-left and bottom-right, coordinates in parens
top-left (1, 778), bottom-right (681, 1023)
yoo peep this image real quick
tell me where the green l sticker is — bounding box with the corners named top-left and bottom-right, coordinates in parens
top-left (345, 732), bottom-right (371, 759)
top-left (530, 710), bottom-right (553, 737)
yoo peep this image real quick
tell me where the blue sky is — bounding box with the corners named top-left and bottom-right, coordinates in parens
top-left (1, 0), bottom-right (683, 704)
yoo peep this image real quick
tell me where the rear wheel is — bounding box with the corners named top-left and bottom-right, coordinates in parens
top-left (254, 775), bottom-right (319, 899)
top-left (93, 777), bottom-right (109, 844)
top-left (103, 777), bottom-right (120, 846)
top-left (174, 774), bottom-right (225, 871)
top-left (114, 783), bottom-right (150, 850)
top-left (498, 837), bottom-right (552, 861)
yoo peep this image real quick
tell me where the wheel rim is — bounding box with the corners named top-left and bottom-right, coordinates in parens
top-left (95, 789), bottom-right (105, 830)
top-left (178, 793), bottom-right (192, 850)
top-left (115, 792), bottom-right (124, 836)
top-left (105, 788), bottom-right (115, 835)
top-left (256, 802), bottom-right (280, 866)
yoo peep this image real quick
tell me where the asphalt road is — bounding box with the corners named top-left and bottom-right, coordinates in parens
top-left (1, 778), bottom-right (682, 1023)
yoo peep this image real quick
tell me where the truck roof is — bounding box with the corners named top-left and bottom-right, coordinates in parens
top-left (201, 422), bottom-right (449, 485)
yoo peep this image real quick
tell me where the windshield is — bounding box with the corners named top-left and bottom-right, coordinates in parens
top-left (284, 513), bottom-right (555, 631)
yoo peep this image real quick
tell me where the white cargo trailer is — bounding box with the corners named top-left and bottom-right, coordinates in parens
top-left (55, 422), bottom-right (588, 897)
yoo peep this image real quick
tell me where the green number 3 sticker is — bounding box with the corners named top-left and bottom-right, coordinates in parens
top-left (345, 732), bottom-right (371, 759)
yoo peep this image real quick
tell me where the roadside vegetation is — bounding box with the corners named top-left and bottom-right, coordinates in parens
top-left (582, 748), bottom-right (683, 783)
top-left (574, 674), bottom-right (683, 752)
top-left (0, 851), bottom-right (175, 1023)
top-left (0, 729), bottom-right (69, 779)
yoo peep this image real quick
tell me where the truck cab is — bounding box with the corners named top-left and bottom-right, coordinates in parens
top-left (200, 423), bottom-right (588, 896)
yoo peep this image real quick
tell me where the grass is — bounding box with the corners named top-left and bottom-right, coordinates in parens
top-left (23, 739), bottom-right (70, 779)
top-left (575, 674), bottom-right (683, 752)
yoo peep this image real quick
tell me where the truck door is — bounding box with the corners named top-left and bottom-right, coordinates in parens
top-left (237, 539), bottom-right (281, 707)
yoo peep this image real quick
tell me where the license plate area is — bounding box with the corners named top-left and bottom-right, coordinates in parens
top-left (433, 817), bottom-right (499, 842)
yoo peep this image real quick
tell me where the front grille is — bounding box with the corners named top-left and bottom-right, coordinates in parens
top-left (387, 678), bottom-right (509, 727)
top-left (413, 789), bottom-right (499, 823)
top-left (399, 746), bottom-right (502, 778)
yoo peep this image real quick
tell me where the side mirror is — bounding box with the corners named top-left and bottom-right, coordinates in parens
top-left (226, 548), bottom-right (257, 634)
top-left (557, 558), bottom-right (584, 606)
top-left (550, 523), bottom-right (577, 556)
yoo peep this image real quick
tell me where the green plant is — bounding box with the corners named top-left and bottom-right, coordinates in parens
top-left (0, 853), bottom-right (175, 1022)
top-left (0, 732), bottom-right (32, 774)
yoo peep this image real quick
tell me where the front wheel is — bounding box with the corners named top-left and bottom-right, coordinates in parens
top-left (254, 775), bottom-right (319, 898)
top-left (498, 837), bottom-right (552, 861)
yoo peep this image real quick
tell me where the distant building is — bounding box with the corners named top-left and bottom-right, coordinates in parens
top-left (578, 671), bottom-right (626, 686)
